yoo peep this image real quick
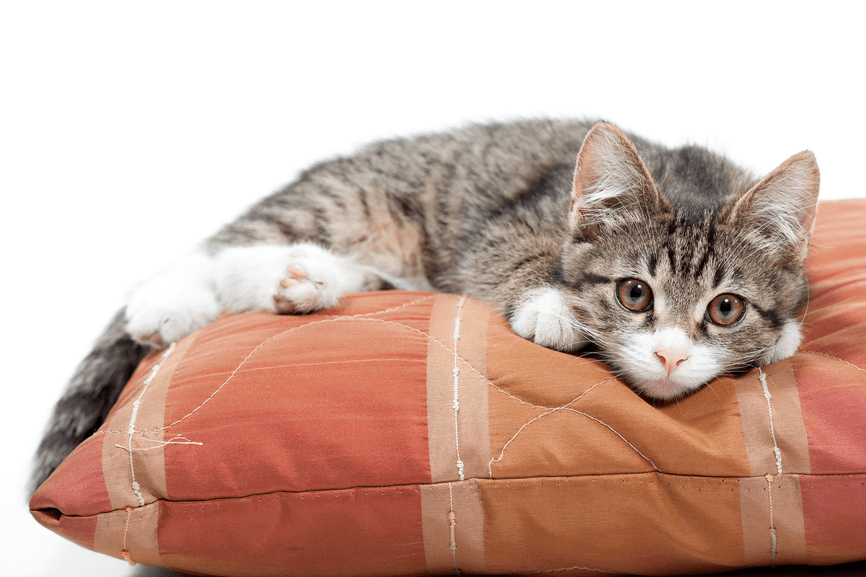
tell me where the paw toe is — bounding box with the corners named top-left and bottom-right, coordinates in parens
top-left (285, 264), bottom-right (308, 278)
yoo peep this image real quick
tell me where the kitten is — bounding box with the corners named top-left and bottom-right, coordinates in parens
top-left (31, 120), bottom-right (819, 493)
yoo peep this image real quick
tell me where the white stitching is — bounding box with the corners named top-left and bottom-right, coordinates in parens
top-left (758, 368), bottom-right (783, 475)
top-left (127, 343), bottom-right (175, 507)
top-left (805, 350), bottom-right (866, 374)
top-left (115, 435), bottom-right (202, 452)
top-left (758, 366), bottom-right (780, 564)
top-left (764, 473), bottom-right (778, 563)
top-left (519, 565), bottom-right (622, 575)
top-left (453, 296), bottom-right (466, 481)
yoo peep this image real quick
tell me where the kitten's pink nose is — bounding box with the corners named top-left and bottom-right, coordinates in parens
top-left (655, 350), bottom-right (689, 376)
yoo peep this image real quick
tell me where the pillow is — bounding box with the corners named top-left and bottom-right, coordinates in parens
top-left (31, 200), bottom-right (866, 576)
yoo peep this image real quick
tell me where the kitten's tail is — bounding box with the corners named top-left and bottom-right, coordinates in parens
top-left (29, 309), bottom-right (148, 496)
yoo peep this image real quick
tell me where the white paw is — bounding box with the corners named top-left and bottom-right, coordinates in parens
top-left (272, 251), bottom-right (344, 314)
top-left (758, 319), bottom-right (802, 365)
top-left (510, 287), bottom-right (588, 352)
top-left (125, 251), bottom-right (220, 347)
top-left (126, 281), bottom-right (220, 347)
top-left (216, 243), bottom-right (365, 316)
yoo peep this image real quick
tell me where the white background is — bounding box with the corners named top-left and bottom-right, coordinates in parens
top-left (2, 2), bottom-right (864, 576)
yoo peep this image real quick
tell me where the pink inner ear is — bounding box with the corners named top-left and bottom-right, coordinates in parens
top-left (572, 123), bottom-right (637, 204)
top-left (571, 123), bottom-right (612, 208)
top-left (570, 122), bottom-right (665, 228)
top-left (729, 151), bottom-right (820, 260)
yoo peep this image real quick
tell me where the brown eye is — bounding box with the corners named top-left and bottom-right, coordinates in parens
top-left (707, 294), bottom-right (745, 326)
top-left (617, 279), bottom-right (653, 312)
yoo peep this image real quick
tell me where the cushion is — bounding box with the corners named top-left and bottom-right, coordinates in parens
top-left (31, 199), bottom-right (866, 576)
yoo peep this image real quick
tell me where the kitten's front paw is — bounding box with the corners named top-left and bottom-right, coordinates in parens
top-left (126, 284), bottom-right (220, 347)
top-left (510, 287), bottom-right (588, 352)
top-left (271, 245), bottom-right (348, 314)
top-left (758, 319), bottom-right (803, 366)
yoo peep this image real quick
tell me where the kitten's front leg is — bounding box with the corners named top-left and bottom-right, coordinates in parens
top-left (125, 251), bottom-right (221, 346)
top-left (215, 242), bottom-right (374, 316)
top-left (509, 287), bottom-right (589, 352)
top-left (126, 243), bottom-right (392, 347)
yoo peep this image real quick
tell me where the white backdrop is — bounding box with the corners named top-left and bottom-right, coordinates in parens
top-left (2, 2), bottom-right (864, 576)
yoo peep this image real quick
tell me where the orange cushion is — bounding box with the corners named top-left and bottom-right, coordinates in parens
top-left (31, 200), bottom-right (866, 576)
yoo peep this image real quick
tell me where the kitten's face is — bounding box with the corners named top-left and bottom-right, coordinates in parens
top-left (563, 123), bottom-right (818, 401)
top-left (561, 212), bottom-right (809, 400)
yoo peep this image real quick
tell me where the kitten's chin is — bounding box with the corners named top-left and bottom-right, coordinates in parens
top-left (634, 377), bottom-right (701, 401)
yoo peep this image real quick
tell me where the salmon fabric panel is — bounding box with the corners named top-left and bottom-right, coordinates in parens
top-left (795, 356), bottom-right (866, 473)
top-left (800, 474), bottom-right (866, 563)
top-left (160, 295), bottom-right (434, 501)
top-left (30, 430), bottom-right (111, 520)
top-left (158, 487), bottom-right (427, 577)
top-left (798, 200), bottom-right (866, 475)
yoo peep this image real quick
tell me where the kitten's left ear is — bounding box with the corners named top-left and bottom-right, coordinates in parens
top-left (725, 151), bottom-right (820, 262)
top-left (570, 122), bottom-right (669, 239)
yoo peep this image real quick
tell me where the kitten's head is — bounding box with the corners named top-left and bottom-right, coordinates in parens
top-left (561, 123), bottom-right (819, 400)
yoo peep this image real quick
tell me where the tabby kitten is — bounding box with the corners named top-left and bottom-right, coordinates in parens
top-left (31, 120), bottom-right (819, 493)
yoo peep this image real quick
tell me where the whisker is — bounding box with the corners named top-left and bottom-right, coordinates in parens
top-left (803, 296), bottom-right (856, 318)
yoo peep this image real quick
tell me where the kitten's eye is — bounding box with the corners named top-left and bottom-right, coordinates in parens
top-left (706, 294), bottom-right (745, 326)
top-left (617, 279), bottom-right (653, 312)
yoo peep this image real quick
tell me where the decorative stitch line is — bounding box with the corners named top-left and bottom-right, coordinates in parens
top-left (758, 367), bottom-right (783, 475)
top-left (765, 473), bottom-right (778, 563)
top-left (453, 296), bottom-right (467, 481)
top-left (448, 482), bottom-right (460, 575)
top-left (116, 435), bottom-right (202, 453)
top-left (758, 366), bottom-right (781, 565)
top-left (127, 343), bottom-right (175, 507)
top-left (519, 566), bottom-right (622, 575)
top-left (120, 505), bottom-right (136, 565)
top-left (488, 379), bottom-right (660, 476)
top-left (805, 350), bottom-right (866, 374)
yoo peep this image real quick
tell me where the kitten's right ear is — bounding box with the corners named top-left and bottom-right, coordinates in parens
top-left (723, 151), bottom-right (820, 262)
top-left (570, 122), bottom-right (667, 239)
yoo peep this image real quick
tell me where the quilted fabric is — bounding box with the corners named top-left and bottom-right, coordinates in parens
top-left (31, 200), bottom-right (866, 576)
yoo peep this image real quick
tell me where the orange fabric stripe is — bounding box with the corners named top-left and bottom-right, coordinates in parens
top-left (480, 474), bottom-right (744, 575)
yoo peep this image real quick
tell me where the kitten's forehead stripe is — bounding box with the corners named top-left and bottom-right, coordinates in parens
top-left (694, 242), bottom-right (713, 283)
top-left (713, 264), bottom-right (726, 289)
top-left (667, 244), bottom-right (679, 277)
